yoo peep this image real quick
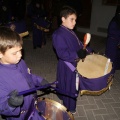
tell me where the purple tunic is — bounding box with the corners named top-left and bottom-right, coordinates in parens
top-left (52, 25), bottom-right (92, 111)
top-left (27, 1), bottom-right (50, 48)
top-left (105, 18), bottom-right (120, 71)
top-left (32, 17), bottom-right (49, 47)
top-left (0, 59), bottom-right (45, 120)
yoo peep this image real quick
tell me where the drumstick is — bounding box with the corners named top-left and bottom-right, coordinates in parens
top-left (82, 33), bottom-right (91, 62)
top-left (83, 33), bottom-right (91, 49)
top-left (18, 81), bottom-right (77, 98)
top-left (18, 81), bottom-right (57, 96)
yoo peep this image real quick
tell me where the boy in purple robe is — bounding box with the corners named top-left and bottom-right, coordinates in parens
top-left (105, 6), bottom-right (120, 72)
top-left (52, 6), bottom-right (92, 114)
top-left (0, 26), bottom-right (48, 120)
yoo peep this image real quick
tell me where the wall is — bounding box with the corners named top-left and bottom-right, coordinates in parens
top-left (77, 0), bottom-right (117, 37)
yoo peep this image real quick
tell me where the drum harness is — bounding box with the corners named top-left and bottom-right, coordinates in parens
top-left (64, 61), bottom-right (79, 91)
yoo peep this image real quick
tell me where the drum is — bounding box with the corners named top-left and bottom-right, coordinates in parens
top-left (6, 20), bottom-right (29, 37)
top-left (35, 97), bottom-right (74, 120)
top-left (77, 54), bottom-right (114, 95)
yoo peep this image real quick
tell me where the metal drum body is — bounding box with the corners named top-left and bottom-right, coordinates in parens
top-left (77, 54), bottom-right (114, 95)
top-left (35, 97), bottom-right (74, 120)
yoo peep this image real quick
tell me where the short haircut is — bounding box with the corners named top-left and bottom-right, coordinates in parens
top-left (60, 6), bottom-right (77, 19)
top-left (0, 26), bottom-right (23, 54)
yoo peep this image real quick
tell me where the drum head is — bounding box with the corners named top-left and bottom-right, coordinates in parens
top-left (77, 54), bottom-right (112, 78)
top-left (35, 97), bottom-right (74, 120)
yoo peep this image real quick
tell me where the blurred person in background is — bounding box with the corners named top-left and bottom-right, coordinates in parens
top-left (105, 6), bottom-right (120, 72)
top-left (27, 0), bottom-right (50, 49)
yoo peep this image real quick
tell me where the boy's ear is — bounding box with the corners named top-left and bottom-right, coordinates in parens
top-left (0, 52), bottom-right (3, 58)
top-left (61, 17), bottom-right (65, 22)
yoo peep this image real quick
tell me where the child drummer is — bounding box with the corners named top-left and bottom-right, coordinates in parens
top-left (52, 6), bottom-right (93, 114)
top-left (0, 26), bottom-right (48, 120)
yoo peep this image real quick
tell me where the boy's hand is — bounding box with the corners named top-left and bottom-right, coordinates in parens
top-left (8, 90), bottom-right (23, 108)
top-left (77, 49), bottom-right (87, 59)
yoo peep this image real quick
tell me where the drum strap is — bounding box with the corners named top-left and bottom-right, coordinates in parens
top-left (64, 61), bottom-right (79, 91)
top-left (64, 61), bottom-right (76, 72)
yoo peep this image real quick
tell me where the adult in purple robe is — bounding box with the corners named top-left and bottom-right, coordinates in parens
top-left (0, 59), bottom-right (45, 120)
top-left (52, 25), bottom-right (92, 112)
top-left (32, 17), bottom-right (50, 49)
top-left (27, 0), bottom-right (50, 49)
top-left (105, 6), bottom-right (120, 72)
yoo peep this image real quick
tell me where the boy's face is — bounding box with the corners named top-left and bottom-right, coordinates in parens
top-left (0, 46), bottom-right (22, 64)
top-left (62, 14), bottom-right (77, 29)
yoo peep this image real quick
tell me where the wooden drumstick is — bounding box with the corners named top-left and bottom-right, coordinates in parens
top-left (82, 33), bottom-right (91, 62)
top-left (83, 33), bottom-right (91, 49)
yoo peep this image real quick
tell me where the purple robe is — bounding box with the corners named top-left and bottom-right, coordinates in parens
top-left (0, 59), bottom-right (45, 120)
top-left (105, 18), bottom-right (120, 71)
top-left (32, 17), bottom-right (49, 47)
top-left (52, 25), bottom-right (92, 111)
top-left (27, 1), bottom-right (50, 48)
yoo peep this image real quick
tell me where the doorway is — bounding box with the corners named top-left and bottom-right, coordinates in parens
top-left (77, 0), bottom-right (92, 28)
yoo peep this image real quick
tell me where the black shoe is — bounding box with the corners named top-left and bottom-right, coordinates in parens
top-left (70, 110), bottom-right (76, 114)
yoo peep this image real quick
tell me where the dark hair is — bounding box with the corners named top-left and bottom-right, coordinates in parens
top-left (0, 26), bottom-right (23, 54)
top-left (60, 6), bottom-right (77, 19)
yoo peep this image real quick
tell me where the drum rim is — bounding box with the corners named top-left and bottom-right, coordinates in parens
top-left (35, 97), bottom-right (74, 120)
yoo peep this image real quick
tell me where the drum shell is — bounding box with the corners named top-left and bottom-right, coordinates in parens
top-left (77, 54), bottom-right (114, 95)
top-left (79, 69), bottom-right (114, 91)
top-left (35, 97), bottom-right (74, 120)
